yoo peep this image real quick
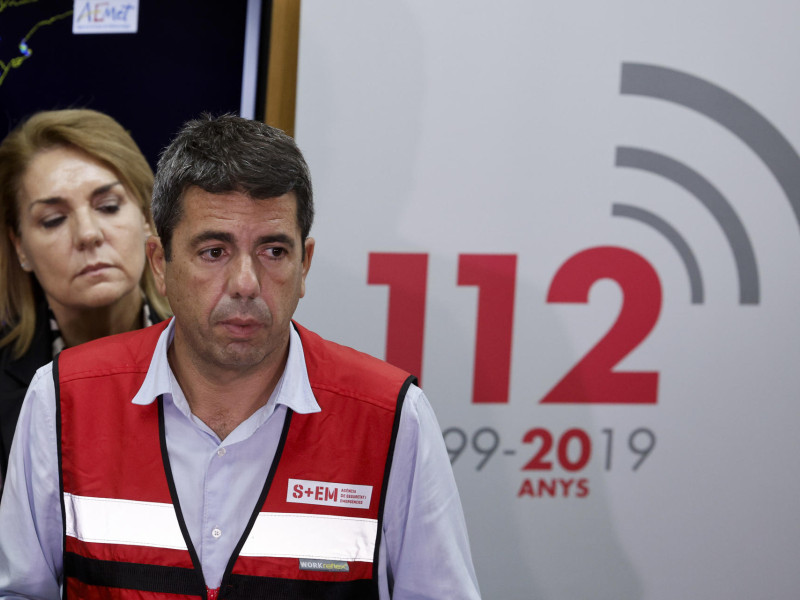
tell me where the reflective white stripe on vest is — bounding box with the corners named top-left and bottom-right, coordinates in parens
top-left (240, 512), bottom-right (378, 562)
top-left (64, 493), bottom-right (187, 550)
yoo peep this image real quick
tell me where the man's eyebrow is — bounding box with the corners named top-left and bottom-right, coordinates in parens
top-left (189, 232), bottom-right (297, 249)
top-left (28, 181), bottom-right (123, 211)
top-left (256, 233), bottom-right (296, 248)
top-left (190, 231), bottom-right (235, 247)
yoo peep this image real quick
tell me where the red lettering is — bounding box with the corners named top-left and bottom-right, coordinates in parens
top-left (557, 429), bottom-right (592, 471)
top-left (315, 486), bottom-right (324, 500)
top-left (367, 253), bottom-right (428, 382)
top-left (324, 488), bottom-right (338, 502)
top-left (543, 247), bottom-right (661, 404)
top-left (292, 484), bottom-right (303, 499)
top-left (517, 479), bottom-right (535, 497)
top-left (537, 479), bottom-right (558, 497)
top-left (518, 477), bottom-right (591, 498)
top-left (522, 428), bottom-right (554, 470)
top-left (457, 254), bottom-right (517, 403)
top-left (94, 2), bottom-right (109, 22)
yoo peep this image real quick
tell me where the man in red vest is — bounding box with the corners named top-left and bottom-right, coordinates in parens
top-left (0, 115), bottom-right (481, 599)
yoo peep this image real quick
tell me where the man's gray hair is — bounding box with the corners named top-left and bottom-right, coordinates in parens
top-left (152, 113), bottom-right (313, 259)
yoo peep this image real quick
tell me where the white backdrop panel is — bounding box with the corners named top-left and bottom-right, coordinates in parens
top-left (294, 2), bottom-right (800, 598)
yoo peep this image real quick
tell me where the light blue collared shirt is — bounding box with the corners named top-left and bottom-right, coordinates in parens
top-left (0, 320), bottom-right (480, 599)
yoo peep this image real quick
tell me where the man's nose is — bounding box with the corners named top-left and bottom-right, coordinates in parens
top-left (229, 254), bottom-right (261, 298)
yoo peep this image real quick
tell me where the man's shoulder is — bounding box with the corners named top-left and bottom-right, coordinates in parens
top-left (294, 321), bottom-right (410, 377)
top-left (293, 321), bottom-right (415, 409)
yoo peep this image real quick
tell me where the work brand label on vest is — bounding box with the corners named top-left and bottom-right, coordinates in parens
top-left (299, 559), bottom-right (351, 572)
top-left (288, 478), bottom-right (373, 509)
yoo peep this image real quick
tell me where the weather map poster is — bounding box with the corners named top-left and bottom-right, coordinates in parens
top-left (0, 0), bottom-right (255, 168)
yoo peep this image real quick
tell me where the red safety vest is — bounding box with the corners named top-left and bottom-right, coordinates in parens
top-left (57, 320), bottom-right (413, 600)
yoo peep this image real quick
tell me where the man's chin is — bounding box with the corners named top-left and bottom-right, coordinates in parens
top-left (215, 342), bottom-right (270, 369)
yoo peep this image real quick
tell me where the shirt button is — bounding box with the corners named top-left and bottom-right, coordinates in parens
top-left (217, 447), bottom-right (226, 457)
top-left (212, 527), bottom-right (222, 539)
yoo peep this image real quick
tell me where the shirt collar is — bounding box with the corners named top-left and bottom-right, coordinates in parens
top-left (131, 319), bottom-right (320, 415)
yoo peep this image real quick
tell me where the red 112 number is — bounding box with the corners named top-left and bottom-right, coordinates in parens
top-left (367, 246), bottom-right (661, 405)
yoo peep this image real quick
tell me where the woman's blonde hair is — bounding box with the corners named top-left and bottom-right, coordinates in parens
top-left (0, 109), bottom-right (171, 358)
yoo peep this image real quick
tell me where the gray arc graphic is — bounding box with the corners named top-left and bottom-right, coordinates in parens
top-left (615, 147), bottom-right (759, 304)
top-left (612, 203), bottom-right (704, 304)
top-left (621, 62), bottom-right (800, 238)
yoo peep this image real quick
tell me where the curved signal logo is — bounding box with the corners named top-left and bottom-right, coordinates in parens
top-left (543, 63), bottom-right (800, 403)
top-left (613, 147), bottom-right (757, 305)
top-left (619, 62), bottom-right (800, 236)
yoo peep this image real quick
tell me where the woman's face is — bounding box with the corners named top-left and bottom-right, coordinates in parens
top-left (12, 146), bottom-right (150, 315)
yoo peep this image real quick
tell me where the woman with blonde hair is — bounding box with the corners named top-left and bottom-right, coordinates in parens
top-left (0, 109), bottom-right (170, 485)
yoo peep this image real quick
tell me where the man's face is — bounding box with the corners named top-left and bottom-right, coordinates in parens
top-left (148, 187), bottom-right (313, 378)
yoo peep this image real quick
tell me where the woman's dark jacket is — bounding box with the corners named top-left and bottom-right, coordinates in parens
top-left (0, 295), bottom-right (53, 483)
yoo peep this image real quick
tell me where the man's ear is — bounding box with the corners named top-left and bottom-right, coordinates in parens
top-left (146, 235), bottom-right (167, 297)
top-left (300, 237), bottom-right (315, 298)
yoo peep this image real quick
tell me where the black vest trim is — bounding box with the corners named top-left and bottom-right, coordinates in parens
top-left (371, 374), bottom-right (415, 591)
top-left (54, 354), bottom-right (69, 600)
top-left (64, 552), bottom-right (205, 596)
top-left (157, 396), bottom-right (209, 598)
top-left (219, 409), bottom-right (295, 593)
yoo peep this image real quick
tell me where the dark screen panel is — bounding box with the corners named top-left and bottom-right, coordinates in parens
top-left (0, 1), bottom-right (260, 169)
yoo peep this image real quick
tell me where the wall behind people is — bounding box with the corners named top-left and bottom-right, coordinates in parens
top-left (292, 2), bottom-right (800, 599)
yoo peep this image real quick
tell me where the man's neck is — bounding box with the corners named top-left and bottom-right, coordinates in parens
top-left (167, 341), bottom-right (288, 441)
